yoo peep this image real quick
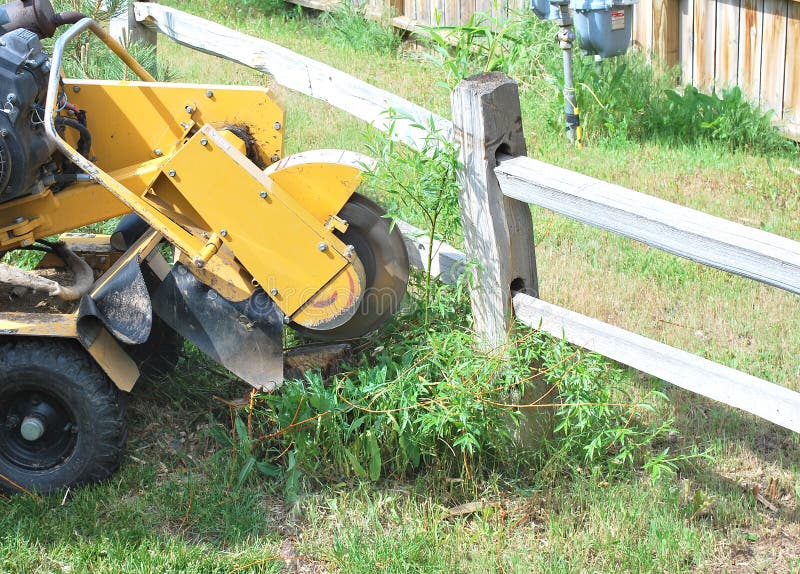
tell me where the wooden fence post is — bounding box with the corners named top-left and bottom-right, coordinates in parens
top-left (451, 72), bottom-right (538, 350)
top-left (110, 1), bottom-right (157, 53)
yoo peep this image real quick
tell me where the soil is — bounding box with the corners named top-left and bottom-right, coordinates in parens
top-left (0, 268), bottom-right (78, 315)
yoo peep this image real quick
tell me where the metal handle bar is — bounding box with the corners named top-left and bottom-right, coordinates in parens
top-left (44, 18), bottom-right (155, 163)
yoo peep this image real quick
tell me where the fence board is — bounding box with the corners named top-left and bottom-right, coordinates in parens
top-left (739, 0), bottom-right (763, 103)
top-left (653, 0), bottom-right (680, 67)
top-left (512, 293), bottom-right (800, 434)
top-left (679, 0), bottom-right (695, 82)
top-left (444, 0), bottom-right (459, 25)
top-left (634, 0), bottom-right (654, 50)
top-left (784, 3), bottom-right (800, 124)
top-left (715, 0), bottom-right (740, 87)
top-left (132, 3), bottom-right (453, 153)
top-left (693, 0), bottom-right (717, 90)
top-left (404, 0), bottom-right (417, 23)
top-left (761, 0), bottom-right (788, 114)
top-left (494, 155), bottom-right (800, 294)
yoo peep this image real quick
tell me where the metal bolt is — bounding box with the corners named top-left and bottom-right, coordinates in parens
top-left (206, 90), bottom-right (214, 98)
top-left (271, 154), bottom-right (280, 163)
top-left (0, 129), bottom-right (8, 137)
top-left (259, 191), bottom-right (268, 199)
top-left (168, 169), bottom-right (176, 177)
top-left (20, 416), bottom-right (45, 442)
top-left (153, 148), bottom-right (163, 157)
top-left (193, 257), bottom-right (205, 268)
top-left (21, 239), bottom-right (30, 246)
top-left (344, 244), bottom-right (355, 258)
top-left (200, 138), bottom-right (208, 146)
top-left (72, 85), bottom-right (80, 93)
top-left (220, 229), bottom-right (228, 237)
top-left (270, 288), bottom-right (279, 296)
top-left (273, 122), bottom-right (281, 130)
top-left (318, 242), bottom-right (327, 252)
top-left (14, 217), bottom-right (24, 224)
top-left (185, 105), bottom-right (194, 113)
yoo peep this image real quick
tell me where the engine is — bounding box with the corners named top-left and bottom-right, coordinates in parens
top-left (0, 26), bottom-right (54, 203)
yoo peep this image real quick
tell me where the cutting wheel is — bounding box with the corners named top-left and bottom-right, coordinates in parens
top-left (292, 193), bottom-right (409, 341)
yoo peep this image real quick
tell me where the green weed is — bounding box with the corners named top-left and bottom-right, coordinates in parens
top-left (324, 0), bottom-right (401, 55)
top-left (422, 10), bottom-right (557, 89)
top-left (364, 110), bottom-right (462, 312)
top-left (649, 85), bottom-right (797, 155)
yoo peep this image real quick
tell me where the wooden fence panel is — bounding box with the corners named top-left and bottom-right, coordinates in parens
top-left (694, 0), bottom-right (717, 90)
top-left (634, 0), bottom-right (654, 50)
top-left (444, 0), bottom-right (460, 26)
top-left (653, 0), bottom-right (680, 67)
top-left (679, 0), bottom-right (695, 82)
top-left (785, 3), bottom-right (800, 128)
top-left (738, 0), bottom-right (763, 103)
top-left (761, 0), bottom-right (788, 115)
top-left (715, 0), bottom-right (741, 88)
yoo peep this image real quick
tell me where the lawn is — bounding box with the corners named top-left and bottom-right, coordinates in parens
top-left (2, 0), bottom-right (800, 572)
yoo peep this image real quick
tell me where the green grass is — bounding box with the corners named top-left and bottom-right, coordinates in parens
top-left (3, 0), bottom-right (800, 572)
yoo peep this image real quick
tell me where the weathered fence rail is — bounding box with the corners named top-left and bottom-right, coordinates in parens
top-left (120, 3), bottom-right (800, 433)
top-left (495, 154), bottom-right (800, 295)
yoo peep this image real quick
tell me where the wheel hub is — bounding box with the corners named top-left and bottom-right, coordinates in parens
top-left (20, 415), bottom-right (46, 442)
top-left (0, 387), bottom-right (77, 471)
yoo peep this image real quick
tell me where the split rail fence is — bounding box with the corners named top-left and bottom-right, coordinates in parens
top-left (116, 3), bottom-right (800, 433)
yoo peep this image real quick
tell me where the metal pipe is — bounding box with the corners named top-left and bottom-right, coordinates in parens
top-left (552, 0), bottom-right (581, 145)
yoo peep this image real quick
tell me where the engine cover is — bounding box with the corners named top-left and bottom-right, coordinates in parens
top-left (0, 27), bottom-right (54, 203)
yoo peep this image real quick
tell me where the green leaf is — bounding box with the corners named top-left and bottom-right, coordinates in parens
top-left (343, 447), bottom-right (368, 479)
top-left (235, 456), bottom-right (256, 491)
top-left (234, 417), bottom-right (251, 453)
top-left (255, 461), bottom-right (282, 478)
top-left (368, 432), bottom-right (381, 481)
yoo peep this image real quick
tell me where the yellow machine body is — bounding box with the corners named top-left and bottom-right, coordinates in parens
top-left (0, 80), bottom-right (368, 329)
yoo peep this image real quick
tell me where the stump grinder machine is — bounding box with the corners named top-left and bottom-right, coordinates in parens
top-left (0, 0), bottom-right (409, 494)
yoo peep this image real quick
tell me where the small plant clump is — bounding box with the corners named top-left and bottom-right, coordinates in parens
top-left (324, 0), bottom-right (402, 55)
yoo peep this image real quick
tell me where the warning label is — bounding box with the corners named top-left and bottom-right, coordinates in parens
top-left (611, 9), bottom-right (625, 30)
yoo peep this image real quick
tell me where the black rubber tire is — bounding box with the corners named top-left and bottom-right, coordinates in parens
top-left (0, 338), bottom-right (127, 495)
top-left (290, 193), bottom-right (410, 341)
